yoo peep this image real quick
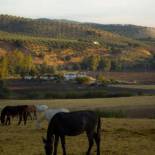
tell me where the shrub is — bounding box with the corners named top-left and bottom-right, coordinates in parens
top-left (95, 109), bottom-right (126, 118)
top-left (76, 76), bottom-right (93, 84)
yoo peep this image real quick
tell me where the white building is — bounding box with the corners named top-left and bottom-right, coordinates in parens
top-left (64, 73), bottom-right (77, 80)
top-left (64, 72), bottom-right (86, 80)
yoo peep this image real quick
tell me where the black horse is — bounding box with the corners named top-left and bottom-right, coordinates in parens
top-left (43, 110), bottom-right (101, 155)
top-left (0, 105), bottom-right (29, 125)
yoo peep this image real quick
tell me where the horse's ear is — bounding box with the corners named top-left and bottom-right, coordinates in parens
top-left (42, 137), bottom-right (47, 144)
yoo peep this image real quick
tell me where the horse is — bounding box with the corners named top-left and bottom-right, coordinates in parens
top-left (35, 108), bottom-right (69, 129)
top-left (0, 105), bottom-right (29, 125)
top-left (43, 110), bottom-right (101, 155)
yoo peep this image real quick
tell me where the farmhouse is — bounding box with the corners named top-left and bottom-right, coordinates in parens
top-left (64, 72), bottom-right (87, 80)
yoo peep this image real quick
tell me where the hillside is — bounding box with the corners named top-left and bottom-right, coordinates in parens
top-left (87, 23), bottom-right (155, 39)
top-left (0, 14), bottom-right (155, 76)
top-left (0, 15), bottom-right (145, 46)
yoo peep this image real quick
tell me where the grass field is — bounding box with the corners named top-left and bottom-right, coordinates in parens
top-left (104, 72), bottom-right (155, 84)
top-left (110, 84), bottom-right (155, 90)
top-left (0, 96), bottom-right (155, 118)
top-left (0, 96), bottom-right (155, 108)
top-left (5, 79), bottom-right (155, 99)
top-left (0, 96), bottom-right (155, 155)
top-left (0, 118), bottom-right (155, 155)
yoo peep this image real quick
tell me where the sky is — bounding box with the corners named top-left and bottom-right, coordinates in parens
top-left (0, 0), bottom-right (155, 27)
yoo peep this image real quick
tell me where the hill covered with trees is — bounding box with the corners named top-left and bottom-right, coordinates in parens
top-left (0, 15), bottom-right (155, 78)
top-left (87, 23), bottom-right (155, 39)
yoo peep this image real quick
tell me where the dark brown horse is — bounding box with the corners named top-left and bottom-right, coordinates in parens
top-left (43, 110), bottom-right (101, 155)
top-left (0, 105), bottom-right (29, 125)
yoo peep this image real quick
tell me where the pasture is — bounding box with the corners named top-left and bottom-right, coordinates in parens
top-left (5, 78), bottom-right (155, 99)
top-left (0, 96), bottom-right (155, 155)
top-left (0, 118), bottom-right (155, 155)
top-left (110, 84), bottom-right (155, 90)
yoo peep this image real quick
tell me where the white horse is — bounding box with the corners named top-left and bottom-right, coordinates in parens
top-left (35, 105), bottom-right (69, 129)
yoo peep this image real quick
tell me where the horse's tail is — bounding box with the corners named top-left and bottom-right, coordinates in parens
top-left (1, 108), bottom-right (6, 125)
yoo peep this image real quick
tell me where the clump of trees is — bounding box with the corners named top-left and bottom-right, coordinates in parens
top-left (0, 50), bottom-right (59, 79)
top-left (0, 50), bottom-right (35, 79)
top-left (81, 55), bottom-right (112, 71)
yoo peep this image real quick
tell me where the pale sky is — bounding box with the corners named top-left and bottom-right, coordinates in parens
top-left (0, 0), bottom-right (155, 27)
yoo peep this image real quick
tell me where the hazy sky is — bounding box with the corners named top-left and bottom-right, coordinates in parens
top-left (0, 0), bottom-right (155, 27)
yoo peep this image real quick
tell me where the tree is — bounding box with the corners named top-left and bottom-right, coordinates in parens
top-left (0, 57), bottom-right (9, 79)
top-left (111, 59), bottom-right (122, 71)
top-left (89, 55), bottom-right (100, 71)
top-left (81, 55), bottom-right (100, 71)
top-left (98, 57), bottom-right (111, 72)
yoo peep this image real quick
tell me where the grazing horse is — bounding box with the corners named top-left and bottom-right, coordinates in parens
top-left (0, 105), bottom-right (29, 125)
top-left (36, 108), bottom-right (69, 129)
top-left (43, 110), bottom-right (101, 155)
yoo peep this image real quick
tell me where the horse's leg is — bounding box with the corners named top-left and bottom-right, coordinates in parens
top-left (27, 112), bottom-right (32, 120)
top-left (4, 116), bottom-right (7, 125)
top-left (86, 132), bottom-right (94, 155)
top-left (60, 135), bottom-right (66, 155)
top-left (5, 116), bottom-right (9, 125)
top-left (23, 112), bottom-right (27, 125)
top-left (53, 135), bottom-right (59, 155)
top-left (34, 111), bottom-right (37, 120)
top-left (5, 115), bottom-right (10, 125)
top-left (94, 133), bottom-right (100, 155)
top-left (36, 114), bottom-right (44, 129)
top-left (18, 114), bottom-right (22, 125)
top-left (8, 116), bottom-right (11, 125)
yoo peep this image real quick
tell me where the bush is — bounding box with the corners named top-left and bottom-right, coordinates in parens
top-left (54, 73), bottom-right (64, 81)
top-left (95, 109), bottom-right (126, 118)
top-left (109, 78), bottom-right (120, 84)
top-left (76, 76), bottom-right (93, 84)
top-left (106, 92), bottom-right (134, 97)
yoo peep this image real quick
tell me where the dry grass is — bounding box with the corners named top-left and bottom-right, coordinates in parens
top-left (103, 72), bottom-right (155, 84)
top-left (0, 118), bottom-right (155, 155)
top-left (110, 85), bottom-right (155, 90)
top-left (0, 96), bottom-right (155, 110)
top-left (0, 96), bottom-right (155, 155)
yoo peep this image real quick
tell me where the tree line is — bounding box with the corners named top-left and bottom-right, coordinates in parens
top-left (1, 51), bottom-right (155, 79)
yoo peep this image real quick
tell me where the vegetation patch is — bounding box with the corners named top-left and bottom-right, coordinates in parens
top-left (95, 109), bottom-right (127, 118)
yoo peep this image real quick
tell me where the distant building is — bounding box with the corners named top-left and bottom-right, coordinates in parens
top-left (24, 76), bottom-right (33, 80)
top-left (64, 72), bottom-right (87, 80)
top-left (64, 73), bottom-right (77, 80)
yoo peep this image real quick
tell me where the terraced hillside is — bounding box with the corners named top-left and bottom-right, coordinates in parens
top-left (0, 15), bottom-right (155, 72)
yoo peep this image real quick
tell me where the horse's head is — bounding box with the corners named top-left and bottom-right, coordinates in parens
top-left (42, 137), bottom-right (53, 155)
top-left (36, 105), bottom-right (48, 112)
